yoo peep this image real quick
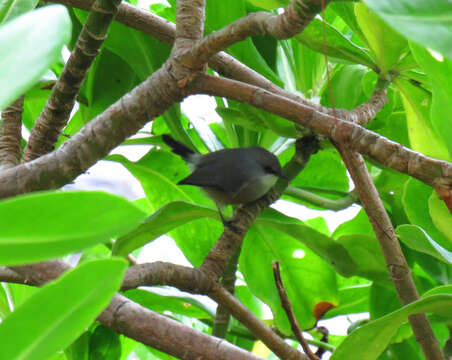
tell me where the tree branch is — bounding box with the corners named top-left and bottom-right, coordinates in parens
top-left (273, 261), bottom-right (319, 360)
top-left (173, 0), bottom-right (205, 53)
top-left (24, 0), bottom-right (123, 161)
top-left (0, 64), bottom-right (181, 198)
top-left (284, 187), bottom-right (358, 210)
top-left (183, 0), bottom-right (331, 68)
top-left (210, 284), bottom-right (309, 360)
top-left (190, 74), bottom-right (452, 194)
top-left (212, 248), bottom-right (240, 338)
top-left (338, 148), bottom-right (445, 360)
top-left (0, 96), bottom-right (24, 169)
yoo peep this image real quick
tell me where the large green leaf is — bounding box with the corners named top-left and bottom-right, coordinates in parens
top-left (396, 224), bottom-right (452, 264)
top-left (296, 19), bottom-right (375, 69)
top-left (396, 78), bottom-right (450, 161)
top-left (0, 0), bottom-right (38, 23)
top-left (429, 193), bottom-right (452, 244)
top-left (113, 201), bottom-right (217, 256)
top-left (78, 48), bottom-right (137, 123)
top-left (363, 0), bottom-right (452, 60)
top-left (240, 224), bottom-right (338, 332)
top-left (0, 191), bottom-right (146, 265)
top-left (323, 284), bottom-right (370, 318)
top-left (0, 5), bottom-right (70, 110)
top-left (108, 150), bottom-right (222, 266)
top-left (402, 178), bottom-right (452, 251)
top-left (88, 325), bottom-right (121, 360)
top-left (0, 259), bottom-right (127, 360)
top-left (355, 3), bottom-right (407, 74)
top-left (205, 0), bottom-right (282, 87)
top-left (410, 42), bottom-right (452, 158)
top-left (320, 65), bottom-right (370, 110)
top-left (258, 209), bottom-right (357, 278)
top-left (124, 289), bottom-right (214, 319)
top-left (331, 290), bottom-right (452, 360)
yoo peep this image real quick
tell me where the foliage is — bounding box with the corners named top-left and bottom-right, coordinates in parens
top-left (1, 1), bottom-right (452, 360)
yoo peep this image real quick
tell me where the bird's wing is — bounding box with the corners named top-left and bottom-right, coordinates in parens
top-left (178, 164), bottom-right (226, 191)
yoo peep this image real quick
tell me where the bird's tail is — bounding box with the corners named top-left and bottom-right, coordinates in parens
top-left (162, 134), bottom-right (195, 160)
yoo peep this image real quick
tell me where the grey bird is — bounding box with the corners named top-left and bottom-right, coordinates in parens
top-left (162, 134), bottom-right (286, 227)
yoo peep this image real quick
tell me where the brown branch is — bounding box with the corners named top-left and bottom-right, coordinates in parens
top-left (190, 74), bottom-right (452, 193)
top-left (0, 64), bottom-right (181, 199)
top-left (338, 148), bottom-right (445, 360)
top-left (0, 96), bottom-right (24, 169)
top-left (24, 0), bottom-right (123, 161)
top-left (212, 248), bottom-right (240, 338)
top-left (210, 284), bottom-right (309, 360)
top-left (173, 0), bottom-right (205, 53)
top-left (272, 262), bottom-right (319, 360)
top-left (48, 0), bottom-right (323, 110)
top-left (183, 0), bottom-right (331, 68)
top-left (6, 260), bottom-right (307, 360)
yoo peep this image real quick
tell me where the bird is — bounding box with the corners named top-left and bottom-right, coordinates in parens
top-left (162, 134), bottom-right (286, 228)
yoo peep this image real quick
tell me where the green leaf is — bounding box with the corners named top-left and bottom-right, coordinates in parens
top-left (396, 78), bottom-right (450, 161)
top-left (337, 234), bottom-right (389, 282)
top-left (113, 201), bottom-right (217, 256)
top-left (205, 0), bottom-right (282, 87)
top-left (331, 291), bottom-right (452, 360)
top-left (124, 289), bottom-right (214, 319)
top-left (320, 65), bottom-right (370, 110)
top-left (402, 178), bottom-right (452, 251)
top-left (363, 0), bottom-right (452, 60)
top-left (355, 3), bottom-right (407, 74)
top-left (0, 191), bottom-right (146, 265)
top-left (429, 193), bottom-right (452, 244)
top-left (410, 42), bottom-right (452, 158)
top-left (0, 258), bottom-right (127, 360)
top-left (323, 284), bottom-right (370, 318)
top-left (0, 0), bottom-right (38, 23)
top-left (240, 224), bottom-right (338, 332)
top-left (75, 48), bottom-right (137, 131)
top-left (0, 5), bottom-right (71, 110)
top-left (290, 148), bottom-right (349, 194)
top-left (65, 332), bottom-right (90, 360)
top-left (396, 225), bottom-right (452, 264)
top-left (285, 38), bottom-right (325, 97)
top-left (257, 208), bottom-right (357, 278)
top-left (89, 325), bottom-right (121, 360)
top-left (246, 0), bottom-right (288, 10)
top-left (296, 19), bottom-right (375, 69)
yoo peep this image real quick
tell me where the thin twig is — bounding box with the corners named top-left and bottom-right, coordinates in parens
top-left (272, 262), bottom-right (319, 360)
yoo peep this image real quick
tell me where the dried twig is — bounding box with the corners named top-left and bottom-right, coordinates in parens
top-left (272, 261), bottom-right (319, 360)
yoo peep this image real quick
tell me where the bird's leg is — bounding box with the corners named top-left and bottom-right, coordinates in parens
top-left (216, 204), bottom-right (239, 233)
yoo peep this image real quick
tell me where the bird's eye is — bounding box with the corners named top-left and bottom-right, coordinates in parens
top-left (264, 166), bottom-right (275, 174)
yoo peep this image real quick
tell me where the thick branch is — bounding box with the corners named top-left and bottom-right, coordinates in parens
top-left (24, 0), bottom-right (123, 161)
top-left (212, 248), bottom-right (240, 338)
top-left (0, 64), bottom-right (180, 198)
top-left (0, 96), bottom-right (24, 169)
top-left (6, 261), bottom-right (264, 360)
top-left (184, 0), bottom-right (331, 67)
top-left (210, 284), bottom-right (309, 360)
top-left (191, 75), bottom-right (452, 193)
top-left (339, 148), bottom-right (444, 360)
top-left (174, 0), bottom-right (205, 52)
top-left (99, 293), bottom-right (264, 360)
